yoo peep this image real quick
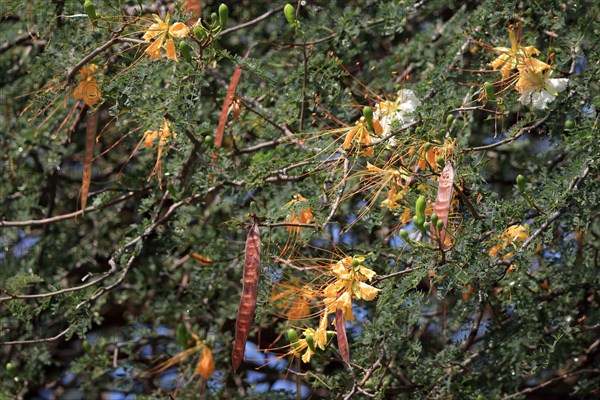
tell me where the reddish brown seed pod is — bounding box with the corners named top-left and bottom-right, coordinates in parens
top-left (432, 161), bottom-right (454, 248)
top-left (232, 218), bottom-right (261, 371)
top-left (335, 309), bottom-right (350, 364)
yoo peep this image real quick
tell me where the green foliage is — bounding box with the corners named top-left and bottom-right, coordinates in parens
top-left (1, 0), bottom-right (600, 399)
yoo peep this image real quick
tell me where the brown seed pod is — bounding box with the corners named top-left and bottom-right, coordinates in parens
top-left (335, 308), bottom-right (350, 364)
top-left (232, 218), bottom-right (261, 371)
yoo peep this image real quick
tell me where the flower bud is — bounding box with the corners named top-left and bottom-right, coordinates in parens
top-left (446, 114), bottom-right (454, 130)
top-left (363, 106), bottom-right (375, 132)
top-left (84, 0), bottom-right (98, 26)
top-left (284, 4), bottom-right (296, 27)
top-left (305, 333), bottom-right (315, 351)
top-left (516, 174), bottom-right (526, 194)
top-left (436, 156), bottom-right (445, 169)
top-left (415, 196), bottom-right (426, 219)
top-left (178, 41), bottom-right (192, 64)
top-left (483, 81), bottom-right (496, 101)
top-left (218, 4), bottom-right (229, 28)
top-left (400, 229), bottom-right (409, 241)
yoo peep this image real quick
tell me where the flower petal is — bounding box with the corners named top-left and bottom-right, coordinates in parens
top-left (169, 22), bottom-right (190, 39)
top-left (164, 38), bottom-right (178, 62)
top-left (145, 39), bottom-right (163, 59)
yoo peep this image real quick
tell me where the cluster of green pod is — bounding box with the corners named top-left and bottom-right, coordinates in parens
top-left (399, 196), bottom-right (443, 241)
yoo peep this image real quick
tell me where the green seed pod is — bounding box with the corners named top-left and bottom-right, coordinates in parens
top-left (565, 120), bottom-right (575, 130)
top-left (400, 229), bottom-right (409, 241)
top-left (305, 333), bottom-right (315, 351)
top-left (218, 3), bottom-right (229, 28)
top-left (284, 4), bottom-right (296, 27)
top-left (415, 196), bottom-right (426, 219)
top-left (423, 221), bottom-right (430, 231)
top-left (446, 114), bottom-right (454, 130)
top-left (431, 213), bottom-right (438, 226)
top-left (483, 81), bottom-right (496, 101)
top-left (436, 219), bottom-right (444, 229)
top-left (516, 174), bottom-right (526, 194)
top-left (423, 142), bottom-right (431, 152)
top-left (363, 106), bottom-right (374, 132)
top-left (178, 41), bottom-right (192, 64)
top-left (5, 363), bottom-right (16, 377)
top-left (436, 156), bottom-right (445, 169)
top-left (84, 0), bottom-right (98, 26)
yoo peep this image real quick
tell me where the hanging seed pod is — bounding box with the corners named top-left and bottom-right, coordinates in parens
top-left (483, 81), bottom-right (496, 102)
top-left (335, 309), bottom-right (350, 364)
top-left (84, 0), bottom-right (98, 27)
top-left (516, 174), bottom-right (526, 194)
top-left (363, 106), bottom-right (375, 132)
top-left (232, 218), bottom-right (261, 371)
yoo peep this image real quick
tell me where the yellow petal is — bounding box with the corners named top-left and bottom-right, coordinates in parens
top-left (301, 347), bottom-right (314, 363)
top-left (195, 346), bottom-right (215, 380)
top-left (357, 282), bottom-right (380, 301)
top-left (169, 22), bottom-right (190, 39)
top-left (358, 266), bottom-right (376, 281)
top-left (164, 38), bottom-right (178, 62)
top-left (143, 23), bottom-right (163, 42)
top-left (145, 39), bottom-right (162, 59)
top-left (144, 130), bottom-right (159, 148)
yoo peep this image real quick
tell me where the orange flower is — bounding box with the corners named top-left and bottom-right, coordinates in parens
top-left (143, 13), bottom-right (190, 61)
top-left (342, 118), bottom-right (382, 157)
top-left (73, 64), bottom-right (101, 107)
top-left (194, 346), bottom-right (215, 380)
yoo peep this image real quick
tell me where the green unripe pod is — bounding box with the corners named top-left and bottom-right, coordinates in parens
top-left (218, 4), bottom-right (229, 28)
top-left (431, 213), bottom-right (438, 226)
top-left (516, 174), bottom-right (526, 194)
top-left (564, 120), bottom-right (574, 130)
top-left (436, 219), bottom-right (444, 229)
top-left (436, 156), bottom-right (445, 169)
top-left (284, 4), bottom-right (296, 27)
top-left (483, 81), bottom-right (496, 101)
top-left (305, 333), bottom-right (315, 351)
top-left (399, 229), bottom-right (409, 241)
top-left (363, 106), bottom-right (375, 132)
top-left (84, 0), bottom-right (98, 26)
top-left (446, 114), bottom-right (454, 130)
top-left (423, 142), bottom-right (431, 152)
top-left (5, 362), bottom-right (16, 377)
top-left (423, 221), bottom-right (430, 231)
top-left (415, 196), bottom-right (426, 219)
top-left (178, 41), bottom-right (192, 64)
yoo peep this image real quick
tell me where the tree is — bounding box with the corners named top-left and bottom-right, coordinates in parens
top-left (1, 0), bottom-right (599, 398)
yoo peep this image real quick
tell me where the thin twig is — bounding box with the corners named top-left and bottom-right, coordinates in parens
top-left (463, 115), bottom-right (549, 152)
top-left (220, 7), bottom-right (284, 36)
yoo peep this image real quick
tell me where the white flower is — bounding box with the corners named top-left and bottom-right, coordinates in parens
top-left (516, 69), bottom-right (568, 110)
top-left (373, 89), bottom-right (420, 135)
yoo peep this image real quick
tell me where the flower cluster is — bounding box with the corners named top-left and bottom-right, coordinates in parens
top-left (143, 118), bottom-right (176, 188)
top-left (489, 24), bottom-right (568, 109)
top-left (373, 89), bottom-right (421, 136)
top-left (488, 224), bottom-right (529, 266)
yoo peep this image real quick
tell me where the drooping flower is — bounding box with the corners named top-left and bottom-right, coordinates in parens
top-left (342, 117), bottom-right (382, 157)
top-left (285, 194), bottom-right (315, 233)
top-left (194, 345), bottom-right (215, 380)
top-left (143, 13), bottom-right (190, 61)
top-left (373, 89), bottom-right (420, 136)
top-left (73, 64), bottom-right (101, 107)
top-left (143, 118), bottom-right (176, 188)
top-left (515, 68), bottom-right (568, 109)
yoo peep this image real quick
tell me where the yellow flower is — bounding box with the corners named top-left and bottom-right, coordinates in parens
top-left (488, 225), bottom-right (529, 259)
top-left (285, 194), bottom-right (315, 233)
top-left (194, 345), bottom-right (215, 380)
top-left (342, 118), bottom-right (382, 157)
top-left (489, 23), bottom-right (550, 80)
top-left (322, 256), bottom-right (380, 321)
top-left (143, 13), bottom-right (190, 61)
top-left (73, 64), bottom-right (101, 107)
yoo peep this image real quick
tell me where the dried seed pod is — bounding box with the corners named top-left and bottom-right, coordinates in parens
top-left (432, 161), bottom-right (454, 248)
top-left (335, 309), bottom-right (350, 364)
top-left (232, 218), bottom-right (261, 371)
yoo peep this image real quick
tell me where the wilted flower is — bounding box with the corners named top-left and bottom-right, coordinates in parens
top-left (73, 64), bottom-right (101, 107)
